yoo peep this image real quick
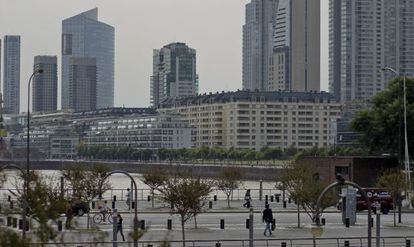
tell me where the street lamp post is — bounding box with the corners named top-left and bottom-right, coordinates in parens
top-left (23, 69), bottom-right (43, 239)
top-left (381, 67), bottom-right (412, 207)
top-left (99, 170), bottom-right (139, 247)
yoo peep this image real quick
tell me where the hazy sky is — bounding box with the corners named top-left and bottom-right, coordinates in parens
top-left (0, 0), bottom-right (329, 110)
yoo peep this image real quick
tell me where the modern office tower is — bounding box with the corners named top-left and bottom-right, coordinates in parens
top-left (3, 35), bottom-right (21, 114)
top-left (68, 57), bottom-right (97, 112)
top-left (32, 56), bottom-right (58, 113)
top-left (62, 8), bottom-right (114, 109)
top-left (243, 0), bottom-right (320, 92)
top-left (329, 0), bottom-right (414, 103)
top-left (150, 42), bottom-right (198, 107)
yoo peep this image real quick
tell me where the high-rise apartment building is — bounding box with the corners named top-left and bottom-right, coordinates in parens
top-left (243, 0), bottom-right (320, 92)
top-left (329, 0), bottom-right (414, 103)
top-left (150, 42), bottom-right (198, 107)
top-left (3, 35), bottom-right (20, 114)
top-left (62, 8), bottom-right (114, 109)
top-left (68, 57), bottom-right (97, 112)
top-left (33, 56), bottom-right (58, 113)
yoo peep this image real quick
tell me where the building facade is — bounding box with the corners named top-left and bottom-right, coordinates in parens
top-left (83, 113), bottom-right (194, 149)
top-left (243, 0), bottom-right (320, 92)
top-left (33, 56), bottom-right (58, 113)
top-left (159, 91), bottom-right (340, 151)
top-left (3, 35), bottom-right (20, 114)
top-left (150, 42), bottom-right (198, 107)
top-left (68, 57), bottom-right (97, 112)
top-left (62, 8), bottom-right (114, 109)
top-left (329, 0), bottom-right (414, 103)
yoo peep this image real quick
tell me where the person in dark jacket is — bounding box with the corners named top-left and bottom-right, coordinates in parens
top-left (117, 213), bottom-right (125, 241)
top-left (262, 204), bottom-right (274, 236)
top-left (243, 189), bottom-right (252, 208)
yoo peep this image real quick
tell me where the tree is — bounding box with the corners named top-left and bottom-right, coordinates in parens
top-left (0, 229), bottom-right (30, 247)
top-left (141, 168), bottom-right (169, 208)
top-left (216, 166), bottom-right (243, 208)
top-left (377, 169), bottom-right (408, 227)
top-left (281, 163), bottom-right (336, 228)
top-left (351, 77), bottom-right (414, 156)
top-left (159, 175), bottom-right (212, 247)
top-left (62, 164), bottom-right (111, 228)
top-left (7, 171), bottom-right (67, 243)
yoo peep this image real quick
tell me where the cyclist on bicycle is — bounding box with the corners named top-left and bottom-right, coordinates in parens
top-left (99, 200), bottom-right (109, 222)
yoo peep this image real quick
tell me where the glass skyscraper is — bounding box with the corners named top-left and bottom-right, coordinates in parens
top-left (3, 35), bottom-right (20, 115)
top-left (150, 42), bottom-right (198, 107)
top-left (329, 0), bottom-right (414, 103)
top-left (33, 56), bottom-right (58, 113)
top-left (62, 8), bottom-right (114, 110)
top-left (242, 0), bottom-right (320, 93)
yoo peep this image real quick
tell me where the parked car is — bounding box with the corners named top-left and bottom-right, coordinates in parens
top-left (337, 188), bottom-right (393, 214)
top-left (71, 201), bottom-right (90, 216)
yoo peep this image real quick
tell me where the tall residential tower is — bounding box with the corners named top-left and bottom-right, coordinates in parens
top-left (62, 8), bottom-right (114, 109)
top-left (150, 42), bottom-right (198, 107)
top-left (242, 0), bottom-right (320, 92)
top-left (329, 0), bottom-right (414, 103)
top-left (33, 56), bottom-right (58, 113)
top-left (3, 35), bottom-right (21, 114)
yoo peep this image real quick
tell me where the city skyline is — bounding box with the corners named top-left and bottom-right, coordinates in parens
top-left (0, 0), bottom-right (330, 111)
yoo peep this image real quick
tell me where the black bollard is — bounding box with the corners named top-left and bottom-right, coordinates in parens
top-left (91, 201), bottom-right (95, 209)
top-left (345, 218), bottom-right (350, 228)
top-left (288, 198), bottom-right (291, 204)
top-left (276, 195), bottom-right (280, 203)
top-left (214, 195), bottom-right (217, 201)
top-left (209, 201), bottom-right (213, 209)
top-left (113, 195), bottom-right (116, 202)
top-left (18, 219), bottom-right (22, 230)
top-left (7, 216), bottom-right (11, 226)
top-left (112, 201), bottom-right (116, 209)
top-left (170, 202), bottom-right (174, 209)
top-left (7, 195), bottom-right (11, 202)
top-left (265, 195), bottom-right (268, 201)
top-left (147, 195), bottom-right (151, 202)
top-left (344, 240), bottom-right (350, 247)
top-left (246, 219), bottom-right (249, 229)
top-left (215, 243), bottom-right (221, 247)
top-left (220, 219), bottom-right (225, 229)
top-left (281, 242), bottom-right (287, 247)
top-left (321, 218), bottom-right (326, 225)
top-left (140, 220), bottom-right (145, 230)
top-left (58, 220), bottom-right (63, 231)
top-left (406, 239), bottom-right (411, 247)
top-left (270, 195), bottom-right (274, 202)
top-left (283, 201), bottom-right (287, 208)
top-left (167, 219), bottom-right (172, 230)
top-left (132, 201), bottom-right (136, 209)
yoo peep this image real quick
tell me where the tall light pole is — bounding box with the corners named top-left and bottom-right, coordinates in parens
top-left (381, 67), bottom-right (412, 207)
top-left (23, 68), bottom-right (43, 238)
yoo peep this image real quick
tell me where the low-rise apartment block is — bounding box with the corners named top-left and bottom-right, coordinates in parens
top-left (159, 90), bottom-right (341, 151)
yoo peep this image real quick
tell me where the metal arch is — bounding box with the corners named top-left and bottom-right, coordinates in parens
top-left (314, 181), bottom-right (372, 247)
top-left (99, 170), bottom-right (139, 247)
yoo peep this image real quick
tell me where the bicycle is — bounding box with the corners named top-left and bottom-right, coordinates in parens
top-left (93, 211), bottom-right (114, 224)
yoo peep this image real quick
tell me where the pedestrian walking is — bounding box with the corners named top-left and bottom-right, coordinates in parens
top-left (125, 188), bottom-right (131, 209)
top-left (243, 189), bottom-right (251, 208)
top-left (117, 213), bottom-right (125, 241)
top-left (262, 204), bottom-right (274, 236)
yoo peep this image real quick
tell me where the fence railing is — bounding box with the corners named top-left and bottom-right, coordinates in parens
top-left (32, 236), bottom-right (414, 247)
top-left (0, 188), bottom-right (288, 202)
